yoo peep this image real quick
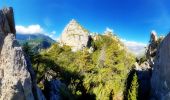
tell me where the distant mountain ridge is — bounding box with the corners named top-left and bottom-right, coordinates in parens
top-left (16, 33), bottom-right (55, 42)
top-left (16, 33), bottom-right (55, 51)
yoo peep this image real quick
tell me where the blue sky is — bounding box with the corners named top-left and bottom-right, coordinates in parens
top-left (0, 0), bottom-right (170, 44)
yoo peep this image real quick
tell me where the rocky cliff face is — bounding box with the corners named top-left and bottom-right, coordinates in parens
top-left (0, 7), bottom-right (44, 100)
top-left (60, 19), bottom-right (89, 51)
top-left (146, 31), bottom-right (158, 67)
top-left (151, 32), bottom-right (170, 100)
top-left (131, 31), bottom-right (158, 100)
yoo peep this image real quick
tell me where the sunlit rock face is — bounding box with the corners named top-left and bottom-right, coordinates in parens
top-left (60, 19), bottom-right (89, 51)
top-left (0, 7), bottom-right (45, 100)
top-left (151, 33), bottom-right (170, 100)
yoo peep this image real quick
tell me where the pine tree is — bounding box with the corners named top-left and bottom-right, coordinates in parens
top-left (128, 73), bottom-right (139, 100)
top-left (23, 42), bottom-right (34, 58)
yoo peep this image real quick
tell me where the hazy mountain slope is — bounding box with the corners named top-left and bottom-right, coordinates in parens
top-left (16, 33), bottom-right (55, 51)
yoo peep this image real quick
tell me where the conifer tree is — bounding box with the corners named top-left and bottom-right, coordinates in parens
top-left (128, 73), bottom-right (139, 100)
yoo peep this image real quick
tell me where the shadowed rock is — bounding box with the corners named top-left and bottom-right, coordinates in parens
top-left (151, 32), bottom-right (170, 100)
top-left (146, 31), bottom-right (158, 67)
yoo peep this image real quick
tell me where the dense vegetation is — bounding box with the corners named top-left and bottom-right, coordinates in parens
top-left (23, 34), bottom-right (136, 100)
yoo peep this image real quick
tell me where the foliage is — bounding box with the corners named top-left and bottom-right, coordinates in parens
top-left (127, 72), bottom-right (139, 100)
top-left (22, 42), bottom-right (34, 57)
top-left (28, 34), bottom-right (135, 100)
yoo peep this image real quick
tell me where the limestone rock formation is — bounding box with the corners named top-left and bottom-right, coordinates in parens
top-left (134, 62), bottom-right (150, 71)
top-left (0, 7), bottom-right (45, 100)
top-left (151, 32), bottom-right (170, 100)
top-left (60, 19), bottom-right (89, 52)
top-left (146, 31), bottom-right (158, 67)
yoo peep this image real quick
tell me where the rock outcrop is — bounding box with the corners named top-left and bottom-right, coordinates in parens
top-left (132, 31), bottom-right (158, 100)
top-left (151, 32), bottom-right (170, 100)
top-left (146, 30), bottom-right (158, 67)
top-left (134, 61), bottom-right (151, 99)
top-left (60, 19), bottom-right (90, 52)
top-left (0, 7), bottom-right (45, 100)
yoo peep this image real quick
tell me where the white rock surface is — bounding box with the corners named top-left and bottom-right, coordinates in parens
top-left (0, 34), bottom-right (34, 100)
top-left (0, 7), bottom-right (45, 100)
top-left (60, 19), bottom-right (89, 51)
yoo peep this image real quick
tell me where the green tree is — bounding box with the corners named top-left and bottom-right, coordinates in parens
top-left (23, 42), bottom-right (34, 57)
top-left (29, 34), bottom-right (136, 100)
top-left (128, 73), bottom-right (139, 100)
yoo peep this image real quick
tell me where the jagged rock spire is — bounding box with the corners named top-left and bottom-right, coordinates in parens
top-left (60, 19), bottom-right (89, 51)
top-left (150, 30), bottom-right (158, 43)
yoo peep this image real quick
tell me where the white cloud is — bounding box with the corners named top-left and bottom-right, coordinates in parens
top-left (16, 24), bottom-right (44, 34)
top-left (16, 24), bottom-right (57, 41)
top-left (121, 39), bottom-right (147, 56)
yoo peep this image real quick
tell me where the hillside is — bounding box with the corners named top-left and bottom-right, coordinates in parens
top-left (26, 20), bottom-right (136, 100)
top-left (16, 33), bottom-right (55, 52)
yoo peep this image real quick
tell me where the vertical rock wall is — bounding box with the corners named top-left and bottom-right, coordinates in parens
top-left (0, 7), bottom-right (44, 100)
top-left (151, 33), bottom-right (170, 100)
